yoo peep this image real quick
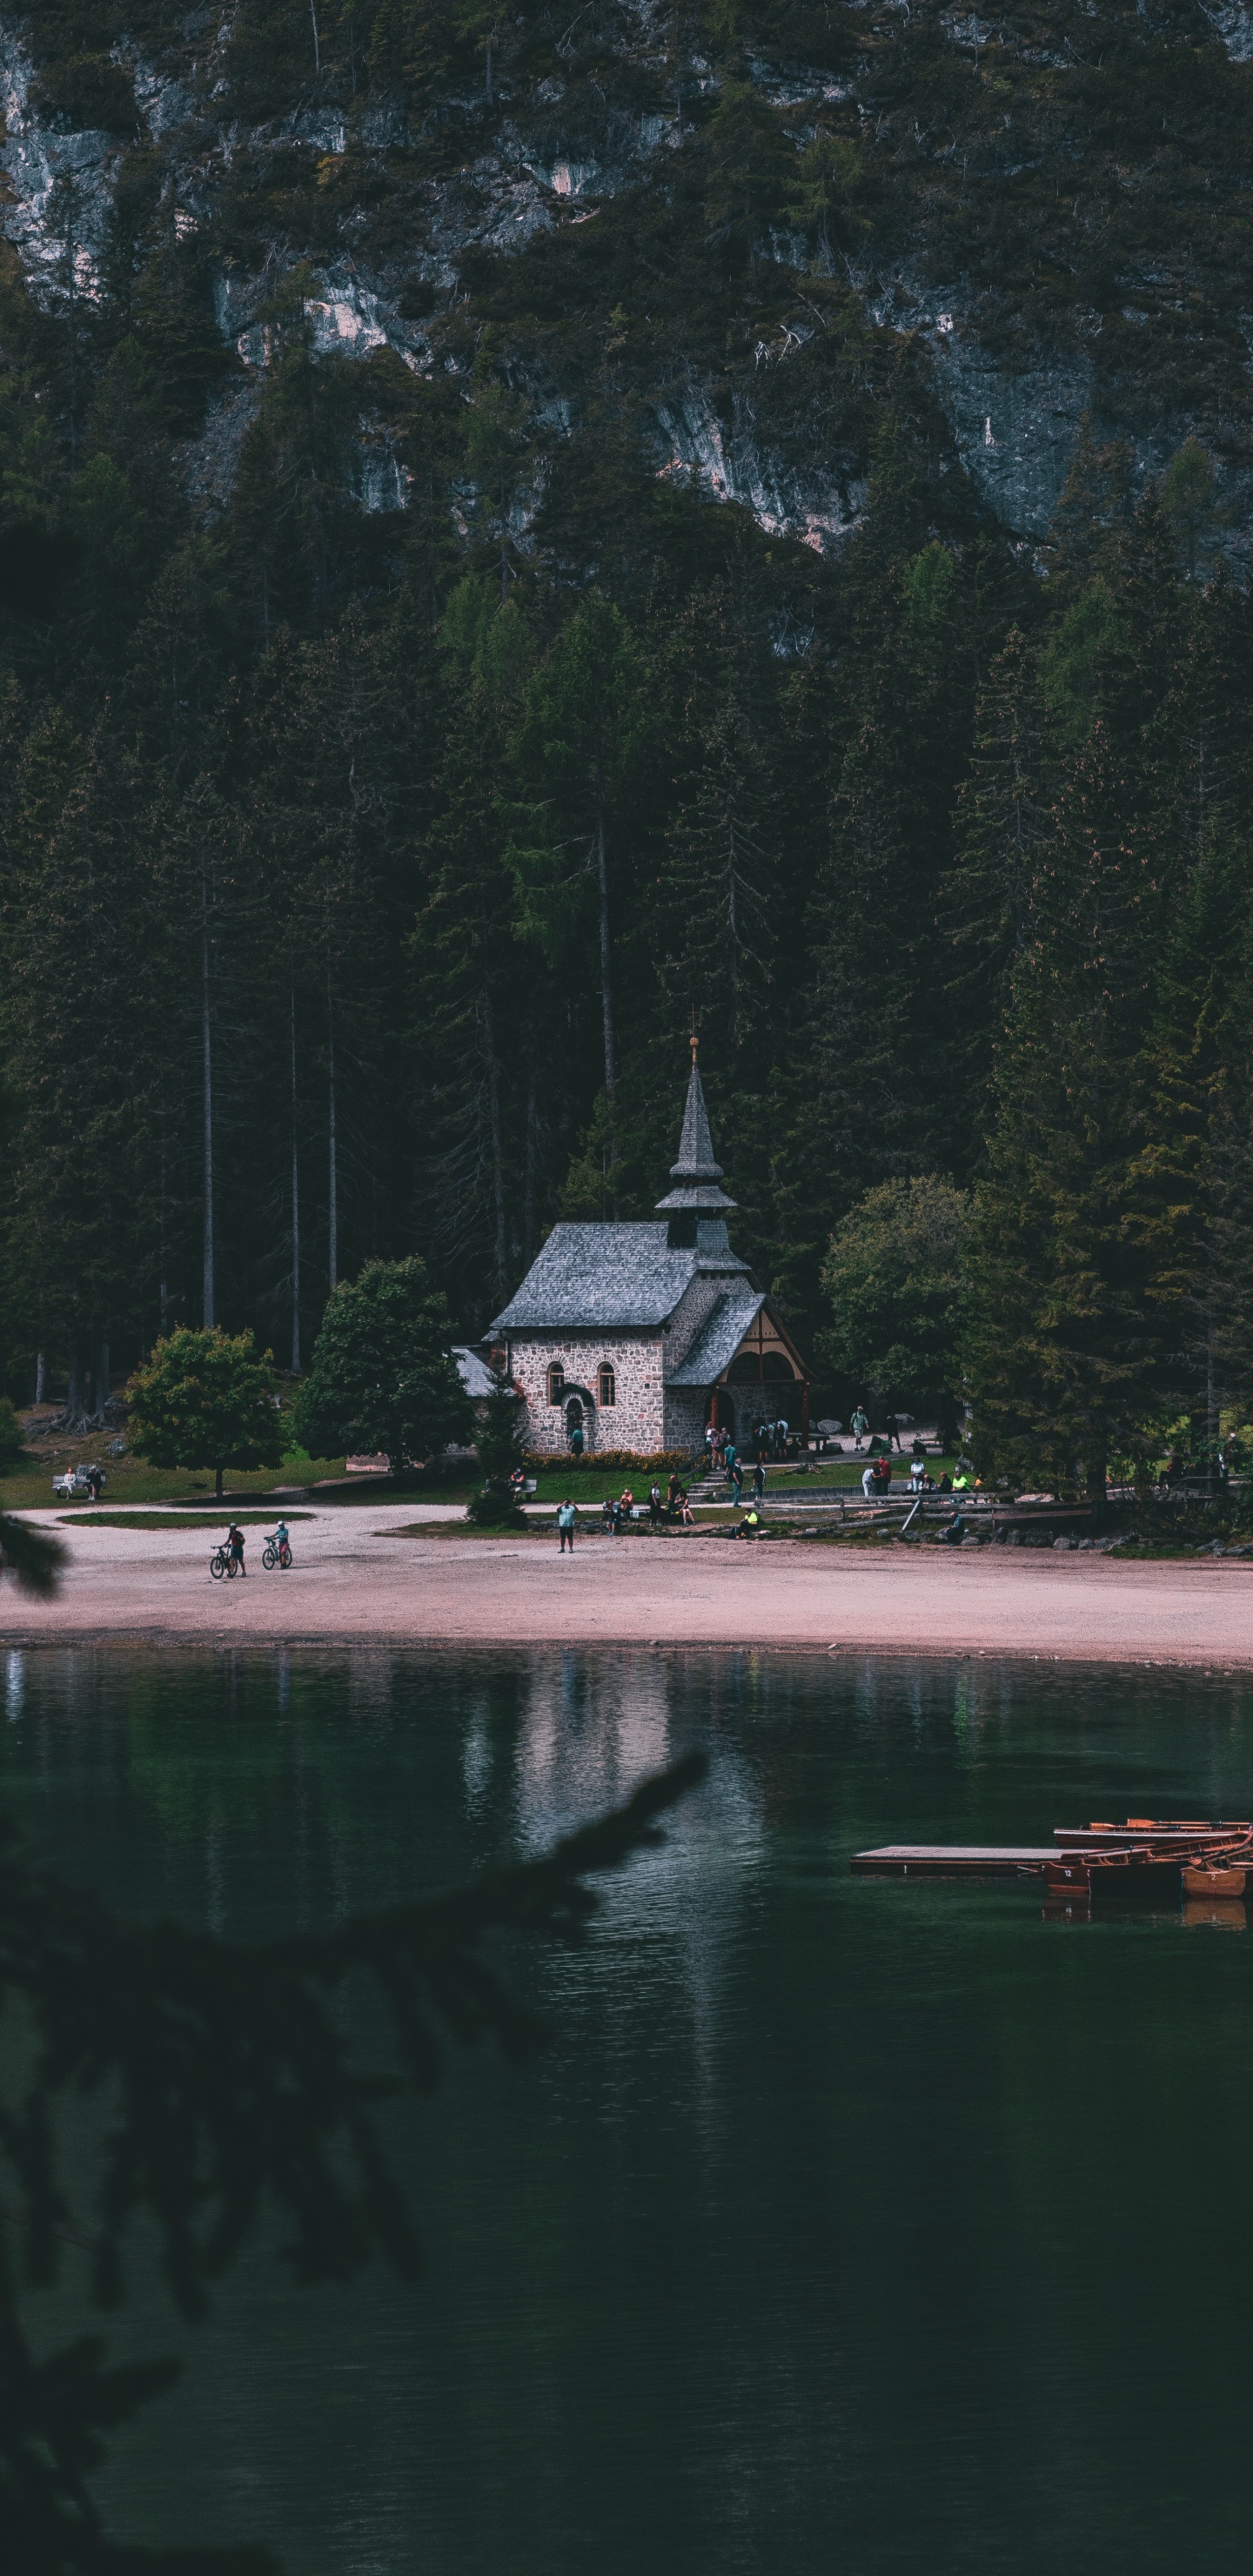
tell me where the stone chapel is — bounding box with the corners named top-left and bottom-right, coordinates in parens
top-left (487, 1052), bottom-right (809, 1458)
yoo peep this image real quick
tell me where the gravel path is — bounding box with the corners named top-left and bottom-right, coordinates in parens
top-left (3, 1506), bottom-right (1251, 1666)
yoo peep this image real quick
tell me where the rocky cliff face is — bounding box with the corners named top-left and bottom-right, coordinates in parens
top-left (2, 0), bottom-right (1251, 568)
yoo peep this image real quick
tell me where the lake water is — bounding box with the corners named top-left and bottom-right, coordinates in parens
top-left (5, 1643), bottom-right (1253, 2574)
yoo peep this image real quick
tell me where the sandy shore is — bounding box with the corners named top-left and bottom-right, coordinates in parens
top-left (2, 1504), bottom-right (1251, 1666)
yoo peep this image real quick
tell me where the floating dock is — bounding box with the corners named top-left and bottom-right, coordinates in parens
top-left (850, 1821), bottom-right (1250, 1880)
top-left (851, 1844), bottom-right (1057, 1877)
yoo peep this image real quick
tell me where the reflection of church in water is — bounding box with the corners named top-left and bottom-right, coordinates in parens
top-left (488, 1051), bottom-right (810, 1458)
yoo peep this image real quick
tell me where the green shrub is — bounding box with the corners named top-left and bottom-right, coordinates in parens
top-left (466, 1380), bottom-right (527, 1527)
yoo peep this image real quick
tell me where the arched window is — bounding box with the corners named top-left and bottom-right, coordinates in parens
top-left (547, 1362), bottom-right (566, 1405)
top-left (598, 1362), bottom-right (616, 1407)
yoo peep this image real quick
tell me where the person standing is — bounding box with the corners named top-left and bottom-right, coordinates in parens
top-left (649, 1481), bottom-right (663, 1527)
top-left (753, 1458), bottom-right (766, 1503)
top-left (724, 1438), bottom-right (738, 1487)
top-left (861, 1464), bottom-right (877, 1502)
top-left (851, 1403), bottom-right (868, 1452)
top-left (558, 1499), bottom-right (577, 1553)
top-left (885, 1412), bottom-right (901, 1451)
top-left (227, 1522), bottom-right (246, 1575)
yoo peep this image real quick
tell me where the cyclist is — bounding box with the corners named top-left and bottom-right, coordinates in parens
top-left (226, 1522), bottom-right (247, 1576)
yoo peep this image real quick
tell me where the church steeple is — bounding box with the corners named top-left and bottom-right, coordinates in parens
top-left (654, 1044), bottom-right (739, 1253)
top-left (669, 1057), bottom-right (724, 1186)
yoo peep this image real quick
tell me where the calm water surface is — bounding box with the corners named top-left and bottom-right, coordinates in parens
top-left (4, 1642), bottom-right (1253, 2573)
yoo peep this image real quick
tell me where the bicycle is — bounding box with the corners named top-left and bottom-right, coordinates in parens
top-left (210, 1546), bottom-right (238, 1580)
top-left (261, 1535), bottom-right (292, 1570)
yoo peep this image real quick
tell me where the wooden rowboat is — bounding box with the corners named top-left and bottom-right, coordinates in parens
top-left (1053, 1818), bottom-right (1250, 1851)
top-left (1044, 1827), bottom-right (1253, 1897)
top-left (1183, 1862), bottom-right (1250, 1897)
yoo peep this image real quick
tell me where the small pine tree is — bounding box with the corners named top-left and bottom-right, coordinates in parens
top-left (466, 1374), bottom-right (527, 1526)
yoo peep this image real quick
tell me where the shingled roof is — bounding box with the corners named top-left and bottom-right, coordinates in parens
top-left (487, 1061), bottom-right (756, 1337)
top-left (489, 1223), bottom-right (712, 1330)
top-left (666, 1290), bottom-right (767, 1385)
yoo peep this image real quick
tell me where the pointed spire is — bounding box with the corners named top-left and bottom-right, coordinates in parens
top-left (654, 1040), bottom-right (737, 1219)
top-left (670, 1058), bottom-right (724, 1184)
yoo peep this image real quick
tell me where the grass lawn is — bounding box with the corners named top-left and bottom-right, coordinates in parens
top-left (525, 1470), bottom-right (669, 1505)
top-left (2, 1435), bottom-right (967, 1518)
top-left (58, 1510), bottom-right (317, 1532)
top-left (512, 1463), bottom-right (944, 1504)
top-left (763, 1452), bottom-right (961, 1490)
top-left (0, 1438), bottom-right (352, 1510)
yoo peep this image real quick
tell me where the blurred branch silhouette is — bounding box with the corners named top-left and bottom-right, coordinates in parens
top-left (0, 1751), bottom-right (707, 2571)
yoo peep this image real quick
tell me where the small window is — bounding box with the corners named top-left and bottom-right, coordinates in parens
top-left (547, 1362), bottom-right (565, 1405)
top-left (599, 1363), bottom-right (616, 1407)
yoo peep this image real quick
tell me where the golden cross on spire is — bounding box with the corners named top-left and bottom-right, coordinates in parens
top-left (689, 1006), bottom-right (698, 1070)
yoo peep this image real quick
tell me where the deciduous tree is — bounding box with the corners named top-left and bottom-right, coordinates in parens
top-left (127, 1327), bottom-right (285, 1499)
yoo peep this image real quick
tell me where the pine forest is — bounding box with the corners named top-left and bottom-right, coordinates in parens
top-left (3, 0), bottom-right (1253, 1490)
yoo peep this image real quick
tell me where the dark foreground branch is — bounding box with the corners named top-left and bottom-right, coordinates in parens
top-left (0, 1752), bottom-right (707, 2573)
top-left (0, 1512), bottom-right (65, 1597)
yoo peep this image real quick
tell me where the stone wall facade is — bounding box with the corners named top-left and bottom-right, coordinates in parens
top-left (661, 1386), bottom-right (711, 1455)
top-left (508, 1332), bottom-right (667, 1457)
